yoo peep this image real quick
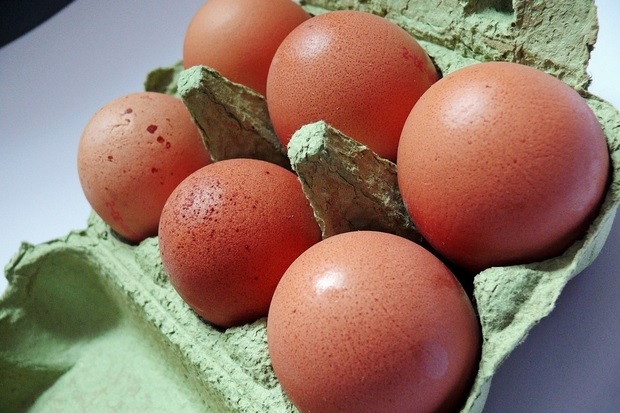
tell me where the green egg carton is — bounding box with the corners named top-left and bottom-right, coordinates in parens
top-left (2, 0), bottom-right (619, 412)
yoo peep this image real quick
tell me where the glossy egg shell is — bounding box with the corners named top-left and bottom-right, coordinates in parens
top-left (158, 158), bottom-right (322, 328)
top-left (267, 231), bottom-right (480, 413)
top-left (397, 62), bottom-right (610, 273)
top-left (183, 0), bottom-right (310, 96)
top-left (266, 10), bottom-right (439, 161)
top-left (77, 91), bottom-right (211, 243)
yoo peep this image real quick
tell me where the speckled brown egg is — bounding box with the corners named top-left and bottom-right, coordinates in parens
top-left (158, 158), bottom-right (322, 329)
top-left (183, 0), bottom-right (310, 96)
top-left (77, 91), bottom-right (211, 243)
top-left (266, 10), bottom-right (439, 161)
top-left (397, 62), bottom-right (610, 273)
top-left (267, 231), bottom-right (480, 413)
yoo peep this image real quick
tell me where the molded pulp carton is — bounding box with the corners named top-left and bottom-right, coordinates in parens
top-left (2, 0), bottom-right (619, 412)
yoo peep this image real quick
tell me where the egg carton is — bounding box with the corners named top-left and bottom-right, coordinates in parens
top-left (1, 0), bottom-right (619, 412)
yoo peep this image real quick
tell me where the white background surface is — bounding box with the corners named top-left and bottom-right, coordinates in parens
top-left (0, 1), bottom-right (618, 412)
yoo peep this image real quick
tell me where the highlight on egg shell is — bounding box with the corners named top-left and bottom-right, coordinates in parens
top-left (266, 9), bottom-right (439, 162)
top-left (397, 61), bottom-right (610, 273)
top-left (267, 230), bottom-right (481, 413)
top-left (158, 158), bottom-right (322, 329)
top-left (77, 91), bottom-right (211, 243)
top-left (183, 0), bottom-right (310, 96)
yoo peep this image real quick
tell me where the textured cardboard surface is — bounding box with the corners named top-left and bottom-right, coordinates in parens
top-left (2, 0), bottom-right (619, 411)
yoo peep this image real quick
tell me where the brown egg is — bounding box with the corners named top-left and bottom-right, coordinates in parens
top-left (397, 62), bottom-right (610, 273)
top-left (183, 0), bottom-right (310, 96)
top-left (158, 158), bottom-right (322, 328)
top-left (77, 91), bottom-right (211, 243)
top-left (266, 10), bottom-right (439, 161)
top-left (267, 231), bottom-right (480, 413)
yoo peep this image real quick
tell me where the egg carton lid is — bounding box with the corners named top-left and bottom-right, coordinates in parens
top-left (302, 0), bottom-right (598, 92)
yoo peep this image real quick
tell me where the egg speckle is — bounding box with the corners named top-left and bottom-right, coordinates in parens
top-left (77, 91), bottom-right (211, 243)
top-left (397, 62), bottom-right (610, 272)
top-left (267, 231), bottom-right (480, 413)
top-left (159, 158), bottom-right (321, 328)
